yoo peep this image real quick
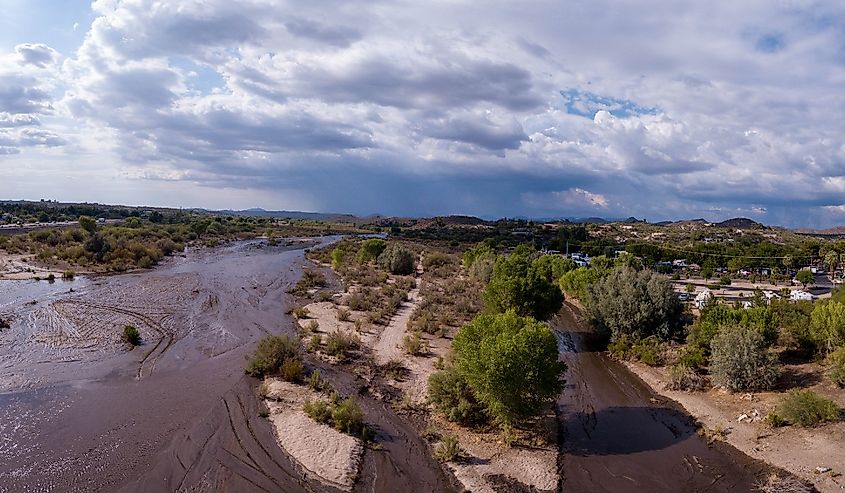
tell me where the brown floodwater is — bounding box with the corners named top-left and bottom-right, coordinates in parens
top-left (554, 303), bottom-right (785, 493)
top-left (0, 238), bottom-right (452, 493)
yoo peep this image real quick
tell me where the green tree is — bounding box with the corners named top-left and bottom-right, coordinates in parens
top-left (357, 238), bottom-right (387, 263)
top-left (782, 255), bottom-right (794, 270)
top-left (685, 283), bottom-right (695, 294)
top-left (824, 251), bottom-right (839, 273)
top-left (585, 266), bottom-right (682, 341)
top-left (78, 215), bottom-right (97, 234)
top-left (484, 246), bottom-right (563, 320)
top-left (810, 300), bottom-right (845, 354)
top-left (796, 269), bottom-right (814, 288)
top-left (331, 248), bottom-right (344, 270)
top-left (463, 243), bottom-right (494, 269)
top-left (727, 257), bottom-right (745, 274)
top-left (701, 259), bottom-right (715, 280)
top-left (532, 254), bottom-right (576, 283)
top-left (709, 325), bottom-right (778, 392)
top-left (559, 266), bottom-right (608, 300)
top-left (452, 311), bottom-right (566, 426)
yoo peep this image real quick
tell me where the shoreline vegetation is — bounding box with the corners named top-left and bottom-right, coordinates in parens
top-left (5, 200), bottom-right (844, 491)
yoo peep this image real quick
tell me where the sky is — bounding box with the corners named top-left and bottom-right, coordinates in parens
top-left (1, 1), bottom-right (845, 227)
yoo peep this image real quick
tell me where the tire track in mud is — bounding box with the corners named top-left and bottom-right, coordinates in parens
top-left (67, 300), bottom-right (175, 379)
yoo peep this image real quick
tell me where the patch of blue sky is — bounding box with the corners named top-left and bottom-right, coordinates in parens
top-left (755, 33), bottom-right (785, 53)
top-left (0, 0), bottom-right (92, 54)
top-left (559, 89), bottom-right (659, 119)
top-left (170, 57), bottom-right (227, 95)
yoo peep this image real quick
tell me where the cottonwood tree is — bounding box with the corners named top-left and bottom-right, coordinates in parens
top-left (484, 245), bottom-right (563, 320)
top-left (452, 311), bottom-right (565, 426)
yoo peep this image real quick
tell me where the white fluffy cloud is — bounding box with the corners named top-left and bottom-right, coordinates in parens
top-left (1, 0), bottom-right (845, 225)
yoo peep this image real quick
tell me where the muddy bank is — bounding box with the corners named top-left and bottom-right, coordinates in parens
top-left (554, 303), bottom-right (783, 492)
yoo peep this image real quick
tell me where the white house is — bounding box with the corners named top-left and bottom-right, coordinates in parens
top-left (790, 290), bottom-right (814, 302)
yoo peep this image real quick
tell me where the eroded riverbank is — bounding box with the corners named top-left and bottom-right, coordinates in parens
top-left (554, 302), bottom-right (792, 492)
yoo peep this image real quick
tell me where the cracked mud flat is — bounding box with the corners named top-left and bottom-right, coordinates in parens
top-left (554, 303), bottom-right (790, 493)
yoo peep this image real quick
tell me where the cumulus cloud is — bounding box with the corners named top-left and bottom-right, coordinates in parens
top-left (2, 0), bottom-right (845, 225)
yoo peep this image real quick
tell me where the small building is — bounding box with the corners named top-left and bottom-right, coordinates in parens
top-left (790, 290), bottom-right (814, 302)
top-left (695, 289), bottom-right (713, 309)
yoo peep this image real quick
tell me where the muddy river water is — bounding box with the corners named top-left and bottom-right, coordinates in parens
top-left (0, 239), bottom-right (450, 493)
top-left (0, 240), bottom-right (789, 493)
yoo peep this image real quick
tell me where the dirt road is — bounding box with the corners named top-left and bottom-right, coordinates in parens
top-left (554, 303), bottom-right (778, 492)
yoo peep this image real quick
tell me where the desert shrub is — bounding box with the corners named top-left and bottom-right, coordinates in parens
top-left (307, 333), bottom-right (322, 352)
top-left (453, 311), bottom-right (566, 426)
top-left (325, 330), bottom-right (360, 359)
top-left (428, 366), bottom-right (487, 426)
top-left (337, 307), bottom-right (351, 321)
top-left (122, 325), bottom-right (141, 346)
top-left (776, 389), bottom-right (840, 427)
top-left (357, 238), bottom-right (387, 263)
top-left (484, 245), bottom-right (563, 320)
top-left (62, 270), bottom-right (75, 280)
top-left (586, 266), bottom-right (682, 342)
top-left (291, 306), bottom-right (310, 319)
top-left (410, 310), bottom-right (439, 335)
top-left (688, 304), bottom-right (779, 352)
top-left (302, 320), bottom-right (319, 333)
top-left (331, 398), bottom-right (365, 434)
top-left (378, 243), bottom-right (416, 275)
top-left (826, 346), bottom-right (845, 387)
top-left (307, 369), bottom-right (331, 392)
top-left (434, 435), bottom-right (461, 462)
top-left (678, 345), bottom-right (706, 369)
top-left (0, 317), bottom-right (9, 330)
top-left (631, 337), bottom-right (665, 366)
top-left (303, 399), bottom-right (333, 424)
top-left (402, 332), bottom-right (427, 356)
top-left (462, 243), bottom-right (494, 269)
top-left (289, 268), bottom-right (327, 295)
top-left (667, 364), bottom-right (709, 391)
top-left (756, 473), bottom-right (814, 493)
top-left (810, 300), bottom-right (845, 354)
top-left (763, 411), bottom-right (788, 428)
top-left (245, 335), bottom-right (301, 377)
top-left (709, 325), bottom-right (778, 392)
top-left (280, 357), bottom-right (304, 383)
top-left (468, 250), bottom-right (496, 283)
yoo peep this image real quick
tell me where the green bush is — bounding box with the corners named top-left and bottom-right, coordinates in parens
top-left (453, 311), bottom-right (566, 426)
top-left (811, 300), bottom-right (845, 354)
top-left (586, 266), bottom-right (682, 341)
top-left (825, 347), bottom-right (845, 387)
top-left (304, 399), bottom-right (333, 424)
top-left (427, 366), bottom-right (487, 426)
top-left (325, 330), bottom-right (360, 359)
top-left (245, 335), bottom-right (301, 377)
top-left (667, 364), bottom-right (708, 391)
top-left (378, 243), bottom-right (416, 275)
top-left (631, 337), bottom-right (665, 366)
top-left (434, 435), bottom-right (461, 462)
top-left (331, 398), bottom-right (365, 434)
top-left (357, 238), bottom-right (387, 263)
top-left (484, 245), bottom-right (563, 320)
top-left (678, 346), bottom-right (706, 369)
top-left (122, 325), bottom-right (141, 346)
top-left (776, 389), bottom-right (840, 427)
top-left (280, 358), bottom-right (304, 383)
top-left (304, 397), bottom-right (367, 436)
top-left (402, 332), bottom-right (427, 356)
top-left (709, 325), bottom-right (778, 392)
top-left (337, 307), bottom-right (351, 321)
top-left (307, 369), bottom-right (331, 392)
top-left (291, 306), bottom-right (310, 319)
